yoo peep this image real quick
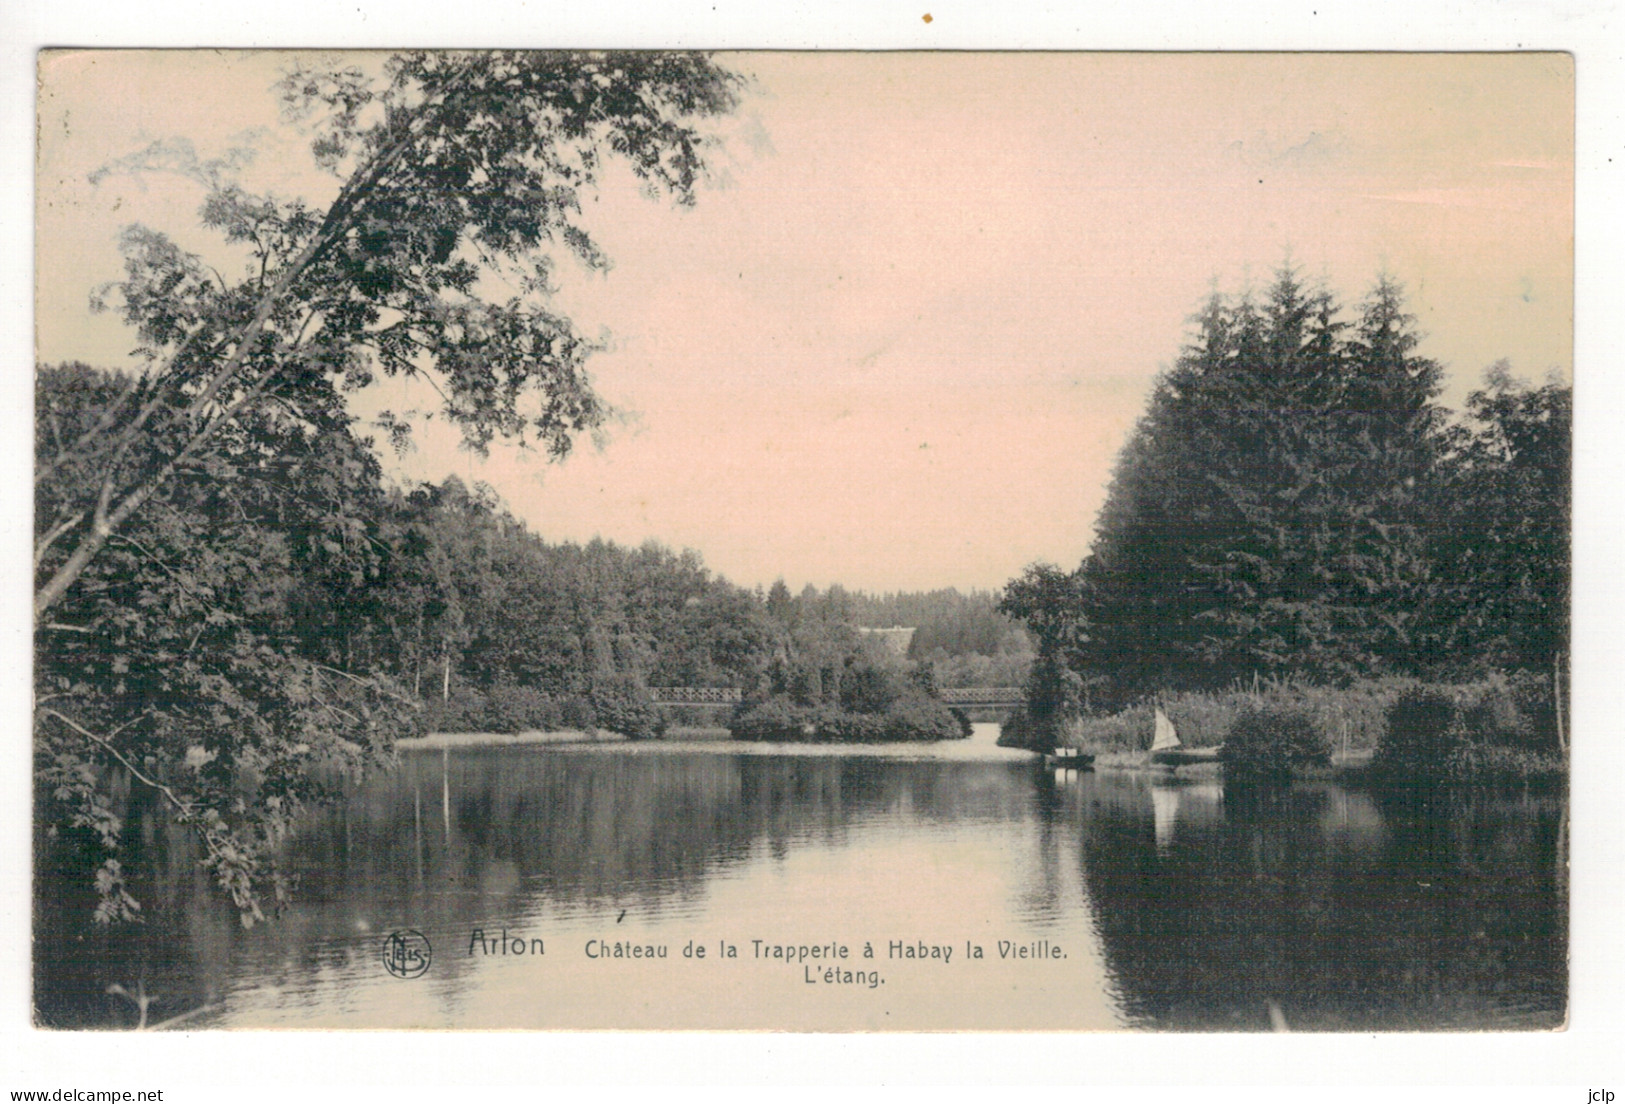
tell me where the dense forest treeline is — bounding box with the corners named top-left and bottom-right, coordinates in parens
top-left (999, 269), bottom-right (1569, 765)
top-left (37, 365), bottom-right (1026, 720)
top-left (35, 360), bottom-right (1024, 918)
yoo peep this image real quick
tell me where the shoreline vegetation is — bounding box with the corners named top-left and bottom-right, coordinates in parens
top-left (404, 679), bottom-right (1564, 791)
top-left (407, 608), bottom-right (989, 748)
top-left (397, 728), bottom-right (627, 749)
top-left (398, 723), bottom-right (735, 748)
top-left (1001, 673), bottom-right (1566, 786)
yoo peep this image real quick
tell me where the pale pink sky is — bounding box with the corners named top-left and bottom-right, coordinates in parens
top-left (36, 51), bottom-right (1573, 592)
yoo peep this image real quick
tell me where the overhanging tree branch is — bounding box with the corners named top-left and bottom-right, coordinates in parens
top-left (34, 62), bottom-right (487, 620)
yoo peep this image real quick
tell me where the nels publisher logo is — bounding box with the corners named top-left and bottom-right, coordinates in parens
top-left (382, 929), bottom-right (432, 978)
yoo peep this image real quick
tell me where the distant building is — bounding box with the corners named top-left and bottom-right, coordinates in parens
top-left (855, 626), bottom-right (916, 659)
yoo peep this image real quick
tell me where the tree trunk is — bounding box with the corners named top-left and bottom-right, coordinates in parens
top-left (414, 609), bottom-right (424, 697)
top-left (1554, 650), bottom-right (1566, 755)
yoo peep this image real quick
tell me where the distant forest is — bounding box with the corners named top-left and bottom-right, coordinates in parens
top-left (771, 582), bottom-right (1033, 687)
top-left (35, 366), bottom-right (1026, 731)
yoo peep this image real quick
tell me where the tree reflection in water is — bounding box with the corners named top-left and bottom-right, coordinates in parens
top-left (35, 741), bottom-right (1564, 1030)
top-left (1075, 772), bottom-right (1566, 1030)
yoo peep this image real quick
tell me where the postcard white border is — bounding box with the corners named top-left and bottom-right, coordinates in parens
top-left (2, 0), bottom-right (1620, 1094)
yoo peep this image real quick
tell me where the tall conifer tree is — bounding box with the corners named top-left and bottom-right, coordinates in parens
top-left (1060, 269), bottom-right (1447, 705)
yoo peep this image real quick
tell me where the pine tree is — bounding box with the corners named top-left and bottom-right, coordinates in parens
top-left (1063, 269), bottom-right (1448, 705)
top-left (1429, 364), bottom-right (1570, 674)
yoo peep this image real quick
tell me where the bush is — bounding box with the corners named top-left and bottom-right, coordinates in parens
top-left (420, 688), bottom-right (487, 733)
top-left (989, 670), bottom-right (1563, 780)
top-left (881, 694), bottom-right (965, 742)
top-left (1220, 703), bottom-right (1331, 779)
top-left (559, 694), bottom-right (596, 731)
top-left (997, 702), bottom-right (1093, 749)
top-left (1456, 676), bottom-right (1525, 745)
top-left (589, 675), bottom-right (665, 740)
top-left (994, 707), bottom-right (1042, 750)
top-left (729, 698), bottom-right (814, 741)
top-left (419, 683), bottom-right (568, 735)
top-left (1374, 687), bottom-right (1463, 781)
top-left (1443, 742), bottom-right (1566, 784)
top-left (816, 708), bottom-right (888, 743)
top-left (1035, 678), bottom-right (1408, 755)
top-left (1505, 669), bottom-right (1563, 751)
top-left (664, 703), bottom-right (733, 727)
top-left (1455, 670), bottom-right (1560, 752)
top-left (1374, 677), bottom-right (1566, 783)
top-left (483, 682), bottom-right (564, 732)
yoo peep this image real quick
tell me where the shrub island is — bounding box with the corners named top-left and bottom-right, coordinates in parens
top-left (417, 672), bottom-right (667, 741)
top-left (729, 692), bottom-right (966, 743)
top-left (728, 654), bottom-right (969, 744)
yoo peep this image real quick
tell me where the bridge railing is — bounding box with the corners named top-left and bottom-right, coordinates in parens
top-left (649, 687), bottom-right (744, 705)
top-left (938, 687), bottom-right (1025, 707)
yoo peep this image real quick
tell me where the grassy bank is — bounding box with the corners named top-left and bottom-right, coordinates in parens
top-left (396, 728), bottom-right (628, 749)
top-left (1013, 672), bottom-right (1565, 784)
top-left (663, 725), bottom-right (733, 741)
top-left (399, 724), bottom-right (738, 749)
top-left (1084, 746), bottom-right (1378, 774)
top-left (1066, 680), bottom-right (1397, 755)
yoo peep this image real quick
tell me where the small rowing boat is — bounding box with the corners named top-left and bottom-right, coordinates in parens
top-left (1148, 707), bottom-right (1222, 767)
top-left (1044, 746), bottom-right (1095, 770)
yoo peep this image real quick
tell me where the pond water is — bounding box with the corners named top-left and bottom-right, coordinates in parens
top-left (34, 725), bottom-right (1566, 1031)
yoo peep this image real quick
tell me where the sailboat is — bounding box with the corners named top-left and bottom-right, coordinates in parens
top-left (1148, 707), bottom-right (1222, 767)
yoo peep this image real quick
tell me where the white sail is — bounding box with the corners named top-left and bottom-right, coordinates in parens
top-left (1151, 707), bottom-right (1182, 752)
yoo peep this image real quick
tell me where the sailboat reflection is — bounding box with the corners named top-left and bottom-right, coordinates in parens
top-left (1149, 777), bottom-right (1225, 850)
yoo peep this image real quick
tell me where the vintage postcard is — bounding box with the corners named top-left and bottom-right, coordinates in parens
top-left (31, 50), bottom-right (1571, 1033)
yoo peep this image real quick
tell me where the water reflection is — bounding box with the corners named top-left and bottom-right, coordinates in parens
top-left (34, 727), bottom-right (1565, 1030)
top-left (1073, 773), bottom-right (1566, 1031)
top-left (1149, 777), bottom-right (1225, 851)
